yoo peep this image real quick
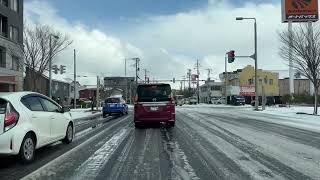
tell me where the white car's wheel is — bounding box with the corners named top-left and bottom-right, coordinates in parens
top-left (63, 123), bottom-right (73, 144)
top-left (20, 133), bottom-right (35, 163)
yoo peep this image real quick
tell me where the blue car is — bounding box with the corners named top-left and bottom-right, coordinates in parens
top-left (103, 97), bottom-right (128, 117)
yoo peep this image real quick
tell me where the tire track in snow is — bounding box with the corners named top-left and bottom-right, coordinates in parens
top-left (181, 111), bottom-right (312, 180)
top-left (72, 128), bottom-right (131, 180)
top-left (132, 128), bottom-right (153, 180)
top-left (160, 127), bottom-right (200, 180)
top-left (175, 115), bottom-right (251, 180)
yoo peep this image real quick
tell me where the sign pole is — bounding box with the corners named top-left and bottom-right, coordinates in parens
top-left (288, 21), bottom-right (294, 96)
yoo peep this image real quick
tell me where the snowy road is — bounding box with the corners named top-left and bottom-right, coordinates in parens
top-left (1, 106), bottom-right (320, 180)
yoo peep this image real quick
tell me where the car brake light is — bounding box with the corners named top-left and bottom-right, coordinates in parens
top-left (170, 96), bottom-right (174, 104)
top-left (4, 104), bottom-right (19, 132)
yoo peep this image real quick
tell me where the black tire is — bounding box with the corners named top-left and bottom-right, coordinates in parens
top-left (63, 123), bottom-right (73, 144)
top-left (103, 113), bottom-right (107, 118)
top-left (19, 133), bottom-right (36, 164)
top-left (135, 123), bottom-right (143, 128)
top-left (167, 122), bottom-right (175, 127)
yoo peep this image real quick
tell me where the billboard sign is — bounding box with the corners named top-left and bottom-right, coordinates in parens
top-left (240, 86), bottom-right (256, 96)
top-left (282, 0), bottom-right (319, 22)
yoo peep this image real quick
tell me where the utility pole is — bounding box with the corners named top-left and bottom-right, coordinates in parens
top-left (73, 49), bottom-right (76, 109)
top-left (96, 76), bottom-right (99, 111)
top-left (196, 59), bottom-right (200, 104)
top-left (49, 36), bottom-right (52, 98)
top-left (225, 53), bottom-right (228, 105)
top-left (125, 58), bottom-right (127, 103)
top-left (143, 68), bottom-right (149, 83)
top-left (205, 68), bottom-right (212, 81)
top-left (135, 58), bottom-right (140, 84)
top-left (188, 69), bottom-right (191, 95)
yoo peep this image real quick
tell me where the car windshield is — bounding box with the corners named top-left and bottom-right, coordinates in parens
top-left (137, 84), bottom-right (171, 102)
top-left (105, 98), bottom-right (120, 103)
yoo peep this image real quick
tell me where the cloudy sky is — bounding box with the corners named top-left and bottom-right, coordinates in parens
top-left (25, 0), bottom-right (288, 88)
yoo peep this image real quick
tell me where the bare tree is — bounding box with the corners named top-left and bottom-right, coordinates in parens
top-left (24, 24), bottom-right (73, 92)
top-left (279, 23), bottom-right (320, 115)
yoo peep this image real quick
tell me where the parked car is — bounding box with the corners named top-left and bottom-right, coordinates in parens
top-left (103, 96), bottom-right (128, 117)
top-left (134, 84), bottom-right (175, 127)
top-left (0, 92), bottom-right (73, 163)
top-left (212, 97), bottom-right (226, 104)
top-left (184, 98), bottom-right (190, 105)
top-left (231, 96), bottom-right (246, 106)
top-left (174, 95), bottom-right (184, 106)
top-left (251, 96), bottom-right (275, 106)
top-left (189, 97), bottom-right (198, 105)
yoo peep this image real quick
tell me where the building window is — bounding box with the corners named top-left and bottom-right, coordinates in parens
top-left (9, 26), bottom-right (18, 42)
top-left (248, 79), bottom-right (253, 85)
top-left (264, 77), bottom-right (268, 84)
top-left (0, 46), bottom-right (6, 68)
top-left (10, 0), bottom-right (17, 11)
top-left (11, 55), bottom-right (19, 71)
top-left (0, 14), bottom-right (8, 37)
top-left (269, 79), bottom-right (273, 85)
top-left (259, 79), bottom-right (262, 84)
top-left (1, 0), bottom-right (8, 7)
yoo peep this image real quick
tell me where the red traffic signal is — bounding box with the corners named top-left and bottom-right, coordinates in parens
top-left (228, 50), bottom-right (235, 63)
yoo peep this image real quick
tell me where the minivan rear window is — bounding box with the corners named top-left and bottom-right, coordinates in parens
top-left (137, 84), bottom-right (171, 102)
top-left (0, 99), bottom-right (7, 114)
top-left (105, 98), bottom-right (120, 103)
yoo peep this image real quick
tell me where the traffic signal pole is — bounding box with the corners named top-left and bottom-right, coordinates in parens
top-left (225, 53), bottom-right (228, 105)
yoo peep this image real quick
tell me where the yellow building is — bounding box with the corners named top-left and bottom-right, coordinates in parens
top-left (221, 65), bottom-right (279, 96)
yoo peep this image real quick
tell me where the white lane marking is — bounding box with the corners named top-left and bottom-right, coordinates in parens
top-left (72, 128), bottom-right (130, 180)
top-left (21, 116), bottom-right (131, 180)
top-left (74, 127), bottom-right (93, 139)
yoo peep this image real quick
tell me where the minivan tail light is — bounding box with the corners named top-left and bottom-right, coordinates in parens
top-left (170, 96), bottom-right (174, 104)
top-left (134, 96), bottom-right (138, 103)
top-left (4, 104), bottom-right (19, 132)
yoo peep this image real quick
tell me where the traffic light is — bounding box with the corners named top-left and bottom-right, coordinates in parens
top-left (52, 65), bottom-right (58, 74)
top-left (173, 78), bottom-right (176, 83)
top-left (228, 50), bottom-right (235, 63)
top-left (60, 65), bottom-right (66, 74)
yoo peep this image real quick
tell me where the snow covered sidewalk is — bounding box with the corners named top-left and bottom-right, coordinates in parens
top-left (70, 108), bottom-right (102, 121)
top-left (242, 106), bottom-right (320, 132)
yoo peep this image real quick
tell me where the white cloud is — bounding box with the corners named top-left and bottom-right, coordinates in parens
top-left (25, 0), bottom-right (289, 88)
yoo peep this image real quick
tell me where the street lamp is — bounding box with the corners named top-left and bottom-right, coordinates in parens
top-left (236, 17), bottom-right (258, 110)
top-left (49, 34), bottom-right (59, 98)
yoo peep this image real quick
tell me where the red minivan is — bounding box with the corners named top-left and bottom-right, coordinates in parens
top-left (134, 84), bottom-right (175, 127)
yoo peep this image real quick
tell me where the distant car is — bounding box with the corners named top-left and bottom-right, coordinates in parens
top-left (103, 97), bottom-right (128, 117)
top-left (0, 92), bottom-right (73, 163)
top-left (212, 97), bottom-right (225, 104)
top-left (174, 95), bottom-right (184, 106)
top-left (231, 96), bottom-right (245, 106)
top-left (251, 96), bottom-right (275, 106)
top-left (189, 97), bottom-right (197, 105)
top-left (134, 84), bottom-right (175, 127)
top-left (184, 98), bottom-right (190, 105)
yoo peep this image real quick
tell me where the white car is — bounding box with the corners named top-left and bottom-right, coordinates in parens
top-left (0, 92), bottom-right (74, 163)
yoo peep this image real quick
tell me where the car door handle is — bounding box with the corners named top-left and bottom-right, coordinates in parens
top-left (31, 115), bottom-right (38, 118)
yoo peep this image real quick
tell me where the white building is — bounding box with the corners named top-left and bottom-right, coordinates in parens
top-left (199, 80), bottom-right (223, 103)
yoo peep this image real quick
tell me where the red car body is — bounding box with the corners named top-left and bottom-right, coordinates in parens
top-left (134, 84), bottom-right (175, 127)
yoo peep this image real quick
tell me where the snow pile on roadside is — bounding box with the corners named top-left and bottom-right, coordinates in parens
top-left (70, 108), bottom-right (101, 120)
top-left (261, 106), bottom-right (314, 117)
top-left (244, 106), bottom-right (320, 132)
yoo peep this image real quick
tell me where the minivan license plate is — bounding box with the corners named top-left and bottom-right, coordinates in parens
top-left (150, 106), bottom-right (159, 111)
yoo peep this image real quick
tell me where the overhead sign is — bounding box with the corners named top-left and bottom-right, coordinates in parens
top-left (240, 86), bottom-right (256, 96)
top-left (282, 0), bottom-right (319, 22)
